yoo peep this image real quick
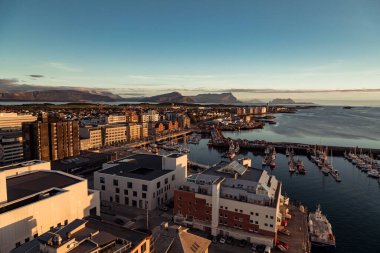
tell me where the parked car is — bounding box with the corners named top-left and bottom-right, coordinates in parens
top-left (279, 228), bottom-right (291, 236)
top-left (239, 239), bottom-right (247, 247)
top-left (212, 236), bottom-right (218, 244)
top-left (159, 205), bottom-right (168, 211)
top-left (226, 236), bottom-right (233, 245)
top-left (114, 218), bottom-right (125, 225)
top-left (219, 237), bottom-right (226, 244)
top-left (276, 240), bottom-right (289, 250)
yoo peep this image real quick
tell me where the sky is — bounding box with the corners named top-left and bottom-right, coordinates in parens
top-left (0, 0), bottom-right (380, 103)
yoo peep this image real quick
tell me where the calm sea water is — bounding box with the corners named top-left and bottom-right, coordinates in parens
top-left (187, 139), bottom-right (380, 253)
top-left (223, 106), bottom-right (380, 149)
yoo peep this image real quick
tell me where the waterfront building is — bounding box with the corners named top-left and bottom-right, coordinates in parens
top-left (140, 110), bottom-right (159, 123)
top-left (94, 153), bottom-right (187, 211)
top-left (173, 159), bottom-right (282, 247)
top-left (102, 124), bottom-right (127, 146)
top-left (178, 114), bottom-right (191, 129)
top-left (140, 123), bottom-right (149, 139)
top-left (22, 120), bottom-right (80, 161)
top-left (79, 126), bottom-right (103, 150)
top-left (0, 162), bottom-right (100, 253)
top-left (126, 123), bottom-right (141, 142)
top-left (148, 122), bottom-right (164, 136)
top-left (11, 218), bottom-right (152, 253)
top-left (105, 114), bottom-right (127, 124)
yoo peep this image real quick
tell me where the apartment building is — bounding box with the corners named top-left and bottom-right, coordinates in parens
top-left (126, 123), bottom-right (141, 142)
top-left (140, 110), bottom-right (159, 123)
top-left (0, 163), bottom-right (100, 253)
top-left (22, 120), bottom-right (80, 161)
top-left (11, 218), bottom-right (152, 253)
top-left (79, 126), bottom-right (103, 150)
top-left (102, 124), bottom-right (127, 146)
top-left (141, 123), bottom-right (149, 139)
top-left (0, 113), bottom-right (37, 164)
top-left (148, 122), bottom-right (164, 136)
top-left (94, 153), bottom-right (187, 211)
top-left (0, 112), bottom-right (36, 130)
top-left (173, 160), bottom-right (282, 247)
top-left (126, 111), bottom-right (139, 123)
top-left (105, 114), bottom-right (127, 124)
top-left (178, 114), bottom-right (191, 129)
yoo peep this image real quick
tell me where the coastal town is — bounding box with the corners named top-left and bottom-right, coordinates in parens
top-left (1, 102), bottom-right (378, 253)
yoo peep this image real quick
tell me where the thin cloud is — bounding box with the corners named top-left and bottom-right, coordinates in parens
top-left (47, 62), bottom-right (82, 73)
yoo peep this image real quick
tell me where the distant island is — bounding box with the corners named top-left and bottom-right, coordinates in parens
top-left (125, 91), bottom-right (241, 104)
top-left (268, 98), bottom-right (314, 105)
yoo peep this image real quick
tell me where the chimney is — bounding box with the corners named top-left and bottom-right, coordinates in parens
top-left (0, 172), bottom-right (7, 204)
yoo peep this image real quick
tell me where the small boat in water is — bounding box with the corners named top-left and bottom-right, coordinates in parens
top-left (321, 166), bottom-right (330, 176)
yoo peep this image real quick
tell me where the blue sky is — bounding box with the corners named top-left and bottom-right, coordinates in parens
top-left (0, 0), bottom-right (379, 102)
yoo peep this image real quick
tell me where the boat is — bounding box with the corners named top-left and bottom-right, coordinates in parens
top-left (285, 147), bottom-right (290, 157)
top-left (289, 162), bottom-right (296, 173)
top-left (308, 205), bottom-right (336, 252)
top-left (270, 159), bottom-right (276, 168)
top-left (367, 169), bottom-right (380, 178)
top-left (321, 166), bottom-right (330, 176)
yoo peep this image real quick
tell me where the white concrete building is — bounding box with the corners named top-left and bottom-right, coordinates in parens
top-left (105, 115), bottom-right (127, 124)
top-left (0, 160), bottom-right (50, 178)
top-left (94, 153), bottom-right (187, 211)
top-left (140, 110), bottom-right (159, 123)
top-left (0, 162), bottom-right (100, 253)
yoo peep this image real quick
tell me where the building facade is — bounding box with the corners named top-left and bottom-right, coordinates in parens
top-left (105, 115), bottom-right (127, 124)
top-left (94, 153), bottom-right (187, 211)
top-left (173, 160), bottom-right (282, 247)
top-left (22, 120), bottom-right (80, 162)
top-left (0, 164), bottom-right (100, 253)
top-left (102, 125), bottom-right (127, 146)
top-left (79, 126), bottom-right (102, 150)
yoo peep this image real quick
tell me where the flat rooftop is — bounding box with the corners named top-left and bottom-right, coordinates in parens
top-left (0, 160), bottom-right (48, 172)
top-left (203, 161), bottom-right (264, 182)
top-left (100, 153), bottom-right (174, 181)
top-left (6, 171), bottom-right (81, 202)
top-left (11, 218), bottom-right (149, 253)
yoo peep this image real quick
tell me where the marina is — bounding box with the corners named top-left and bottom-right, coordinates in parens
top-left (186, 138), bottom-right (380, 253)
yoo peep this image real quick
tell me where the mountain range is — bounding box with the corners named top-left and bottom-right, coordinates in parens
top-left (125, 92), bottom-right (241, 104)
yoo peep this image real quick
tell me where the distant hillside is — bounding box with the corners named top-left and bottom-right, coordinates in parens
top-left (0, 90), bottom-right (124, 102)
top-left (269, 98), bottom-right (296, 104)
top-left (125, 92), bottom-right (240, 104)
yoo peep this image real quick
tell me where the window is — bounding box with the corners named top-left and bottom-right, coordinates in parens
top-left (100, 177), bottom-right (105, 183)
top-left (115, 187), bottom-right (120, 193)
top-left (235, 208), bottom-right (238, 212)
top-left (157, 182), bottom-right (161, 188)
top-left (255, 221), bottom-right (258, 225)
top-left (142, 193), bottom-right (146, 199)
top-left (270, 216), bottom-right (274, 219)
top-left (265, 215), bottom-right (268, 218)
top-left (113, 179), bottom-right (118, 186)
top-left (265, 223), bottom-right (268, 226)
top-left (127, 182), bottom-right (133, 188)
top-left (124, 189), bottom-right (128, 195)
top-left (240, 210), bottom-right (243, 213)
top-left (101, 185), bottom-right (105, 191)
top-left (270, 224), bottom-right (273, 228)
top-left (115, 195), bottom-right (120, 203)
top-left (250, 220), bottom-right (253, 223)
top-left (142, 184), bottom-right (148, 191)
top-left (125, 197), bottom-right (129, 205)
top-left (178, 196), bottom-right (182, 200)
top-left (256, 213), bottom-right (259, 216)
top-left (133, 191), bottom-right (137, 197)
top-left (15, 242), bottom-right (21, 248)
top-left (165, 178), bottom-right (168, 184)
top-left (220, 206), bottom-right (223, 209)
top-left (64, 220), bottom-right (68, 225)
top-left (225, 207), bottom-right (228, 210)
top-left (141, 242), bottom-right (147, 253)
top-left (172, 175), bottom-right (175, 181)
top-left (153, 192), bottom-right (155, 198)
top-left (34, 234), bottom-right (38, 238)
top-left (250, 212), bottom-right (253, 215)
top-left (25, 238), bottom-right (30, 243)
